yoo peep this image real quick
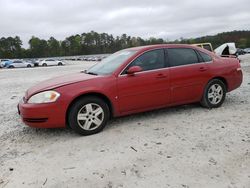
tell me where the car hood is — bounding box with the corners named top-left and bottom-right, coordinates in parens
top-left (26, 72), bottom-right (98, 98)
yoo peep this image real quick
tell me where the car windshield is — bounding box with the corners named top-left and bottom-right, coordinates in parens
top-left (86, 50), bottom-right (138, 75)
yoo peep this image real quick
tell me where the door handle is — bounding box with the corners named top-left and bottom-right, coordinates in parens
top-left (199, 67), bottom-right (207, 72)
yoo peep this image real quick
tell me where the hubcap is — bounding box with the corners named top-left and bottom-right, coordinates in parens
top-left (77, 103), bottom-right (104, 131)
top-left (208, 84), bottom-right (223, 105)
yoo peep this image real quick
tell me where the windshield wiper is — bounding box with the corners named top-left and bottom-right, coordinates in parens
top-left (86, 71), bottom-right (98, 75)
top-left (80, 69), bottom-right (98, 75)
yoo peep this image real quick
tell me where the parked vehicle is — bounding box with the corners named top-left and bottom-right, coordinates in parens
top-left (7, 60), bottom-right (34, 68)
top-left (0, 59), bottom-right (11, 68)
top-left (193, 43), bottom-right (213, 52)
top-left (214, 43), bottom-right (237, 56)
top-left (92, 57), bottom-right (102, 61)
top-left (18, 44), bottom-right (243, 135)
top-left (26, 59), bottom-right (39, 66)
top-left (87, 57), bottom-right (95, 61)
top-left (236, 48), bottom-right (246, 55)
top-left (244, 48), bottom-right (250, 53)
top-left (39, 59), bottom-right (65, 66)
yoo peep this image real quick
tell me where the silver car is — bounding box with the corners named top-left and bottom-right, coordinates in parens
top-left (7, 60), bottom-right (34, 68)
top-left (244, 48), bottom-right (250, 53)
top-left (39, 59), bottom-right (65, 66)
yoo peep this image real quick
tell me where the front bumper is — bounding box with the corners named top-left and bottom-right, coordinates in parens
top-left (18, 99), bottom-right (67, 128)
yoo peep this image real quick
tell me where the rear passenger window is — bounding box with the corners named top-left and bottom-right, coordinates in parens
top-left (198, 51), bottom-right (212, 62)
top-left (167, 48), bottom-right (199, 67)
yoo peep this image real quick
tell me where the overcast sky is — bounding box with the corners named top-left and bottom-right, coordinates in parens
top-left (0, 0), bottom-right (249, 48)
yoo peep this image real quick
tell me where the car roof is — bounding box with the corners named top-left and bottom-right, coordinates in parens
top-left (125, 44), bottom-right (215, 56)
top-left (126, 44), bottom-right (201, 51)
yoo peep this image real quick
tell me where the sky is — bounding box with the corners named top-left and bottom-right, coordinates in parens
top-left (0, 0), bottom-right (249, 48)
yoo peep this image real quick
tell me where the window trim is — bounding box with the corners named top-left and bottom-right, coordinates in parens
top-left (118, 47), bottom-right (214, 76)
top-left (119, 48), bottom-right (168, 76)
top-left (14, 61), bottom-right (22, 64)
top-left (196, 50), bottom-right (213, 63)
top-left (195, 50), bottom-right (205, 63)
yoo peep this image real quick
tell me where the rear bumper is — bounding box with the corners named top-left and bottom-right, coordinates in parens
top-left (18, 100), bottom-right (66, 128)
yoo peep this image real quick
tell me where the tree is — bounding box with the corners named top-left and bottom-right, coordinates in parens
top-left (29, 36), bottom-right (49, 58)
top-left (47, 37), bottom-right (61, 56)
top-left (0, 36), bottom-right (23, 58)
top-left (0, 30), bottom-right (250, 59)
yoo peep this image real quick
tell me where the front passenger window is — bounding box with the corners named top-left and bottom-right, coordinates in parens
top-left (125, 49), bottom-right (165, 73)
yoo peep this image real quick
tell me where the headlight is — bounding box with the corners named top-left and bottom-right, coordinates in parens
top-left (27, 91), bottom-right (60, 104)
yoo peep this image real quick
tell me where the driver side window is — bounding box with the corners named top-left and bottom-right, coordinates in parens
top-left (123, 49), bottom-right (165, 74)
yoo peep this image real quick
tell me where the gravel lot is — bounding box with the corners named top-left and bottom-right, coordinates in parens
top-left (0, 56), bottom-right (250, 188)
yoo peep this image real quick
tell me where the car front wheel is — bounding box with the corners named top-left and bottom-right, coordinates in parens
top-left (201, 79), bottom-right (226, 108)
top-left (68, 96), bottom-right (110, 135)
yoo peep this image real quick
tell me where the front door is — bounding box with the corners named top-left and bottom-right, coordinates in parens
top-left (117, 49), bottom-right (170, 113)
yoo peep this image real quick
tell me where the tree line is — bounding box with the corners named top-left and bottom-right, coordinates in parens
top-left (0, 30), bottom-right (250, 59)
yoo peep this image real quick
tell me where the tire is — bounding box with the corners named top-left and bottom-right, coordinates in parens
top-left (42, 63), bottom-right (47, 67)
top-left (68, 96), bottom-right (110, 135)
top-left (27, 64), bottom-right (31, 68)
top-left (200, 79), bottom-right (226, 108)
top-left (8, 65), bottom-right (14, 68)
top-left (58, 62), bottom-right (63, 66)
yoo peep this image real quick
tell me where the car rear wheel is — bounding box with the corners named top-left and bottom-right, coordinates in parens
top-left (200, 79), bottom-right (226, 108)
top-left (9, 65), bottom-right (14, 68)
top-left (68, 96), bottom-right (110, 135)
top-left (42, 63), bottom-right (47, 66)
top-left (58, 62), bottom-right (63, 66)
top-left (27, 64), bottom-right (31, 67)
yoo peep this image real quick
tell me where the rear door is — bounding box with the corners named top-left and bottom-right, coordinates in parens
top-left (166, 48), bottom-right (211, 104)
top-left (117, 49), bottom-right (170, 113)
top-left (13, 61), bottom-right (23, 68)
top-left (46, 59), bottom-right (56, 66)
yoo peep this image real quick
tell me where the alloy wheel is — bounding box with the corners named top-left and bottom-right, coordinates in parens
top-left (208, 84), bottom-right (223, 105)
top-left (77, 103), bottom-right (104, 130)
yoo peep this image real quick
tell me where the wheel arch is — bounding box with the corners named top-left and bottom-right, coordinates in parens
top-left (65, 92), bottom-right (114, 126)
top-left (209, 76), bottom-right (228, 91)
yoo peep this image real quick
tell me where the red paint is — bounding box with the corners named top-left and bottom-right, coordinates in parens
top-left (18, 44), bottom-right (243, 128)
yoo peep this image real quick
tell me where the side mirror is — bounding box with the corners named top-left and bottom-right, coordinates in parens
top-left (127, 66), bottom-right (142, 75)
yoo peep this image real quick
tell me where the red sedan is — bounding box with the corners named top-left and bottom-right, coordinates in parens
top-left (18, 44), bottom-right (243, 135)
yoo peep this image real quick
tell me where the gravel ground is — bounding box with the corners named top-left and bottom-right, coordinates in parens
top-left (0, 56), bottom-right (250, 188)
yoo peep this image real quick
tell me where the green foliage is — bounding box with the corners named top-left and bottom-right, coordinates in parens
top-left (0, 30), bottom-right (249, 59)
top-left (177, 30), bottom-right (250, 49)
top-left (0, 36), bottom-right (23, 58)
top-left (28, 36), bottom-right (49, 58)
